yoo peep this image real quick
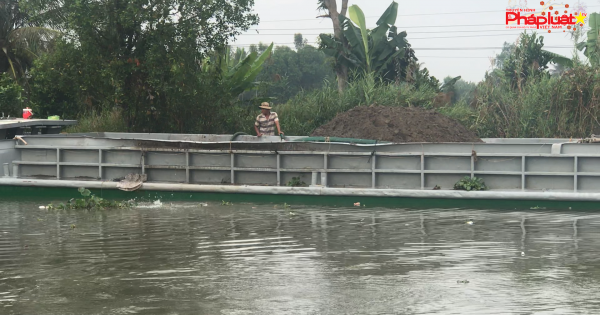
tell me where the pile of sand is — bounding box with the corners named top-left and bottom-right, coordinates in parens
top-left (311, 105), bottom-right (482, 143)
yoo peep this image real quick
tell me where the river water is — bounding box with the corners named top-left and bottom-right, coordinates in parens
top-left (1, 200), bottom-right (599, 315)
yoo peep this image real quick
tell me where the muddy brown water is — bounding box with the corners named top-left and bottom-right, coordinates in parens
top-left (1, 201), bottom-right (599, 314)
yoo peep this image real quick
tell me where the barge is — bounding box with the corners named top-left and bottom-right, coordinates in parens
top-left (1, 131), bottom-right (600, 210)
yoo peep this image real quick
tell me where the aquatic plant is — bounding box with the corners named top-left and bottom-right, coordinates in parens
top-left (47, 188), bottom-right (135, 210)
top-left (453, 176), bottom-right (487, 191)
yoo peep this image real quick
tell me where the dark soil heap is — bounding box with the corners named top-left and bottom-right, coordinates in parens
top-left (311, 105), bottom-right (482, 143)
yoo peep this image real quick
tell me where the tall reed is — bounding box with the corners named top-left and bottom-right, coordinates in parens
top-left (442, 66), bottom-right (600, 139)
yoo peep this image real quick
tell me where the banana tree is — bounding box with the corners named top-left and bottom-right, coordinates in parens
top-left (440, 76), bottom-right (461, 93)
top-left (577, 12), bottom-right (600, 66)
top-left (203, 43), bottom-right (274, 97)
top-left (319, 1), bottom-right (414, 82)
top-left (501, 31), bottom-right (574, 89)
top-left (207, 46), bottom-right (248, 73)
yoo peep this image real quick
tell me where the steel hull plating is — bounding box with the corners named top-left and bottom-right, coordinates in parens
top-left (1, 133), bottom-right (599, 209)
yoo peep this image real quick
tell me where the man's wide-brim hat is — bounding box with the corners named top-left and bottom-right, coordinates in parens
top-left (259, 102), bottom-right (272, 110)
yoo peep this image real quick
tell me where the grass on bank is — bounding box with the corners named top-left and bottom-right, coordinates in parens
top-left (65, 108), bottom-right (128, 133)
top-left (441, 66), bottom-right (600, 139)
top-left (64, 68), bottom-right (600, 139)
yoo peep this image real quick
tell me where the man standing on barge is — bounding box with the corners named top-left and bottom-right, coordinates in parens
top-left (254, 102), bottom-right (283, 137)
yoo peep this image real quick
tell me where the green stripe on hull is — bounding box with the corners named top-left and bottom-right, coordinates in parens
top-left (1, 185), bottom-right (599, 211)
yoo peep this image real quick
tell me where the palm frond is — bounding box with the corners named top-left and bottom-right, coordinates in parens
top-left (2, 47), bottom-right (17, 78)
top-left (8, 26), bottom-right (60, 54)
top-left (317, 0), bottom-right (328, 12)
top-left (33, 2), bottom-right (67, 30)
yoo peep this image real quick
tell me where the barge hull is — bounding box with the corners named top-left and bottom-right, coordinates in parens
top-left (0, 179), bottom-right (599, 210)
top-left (1, 133), bottom-right (600, 210)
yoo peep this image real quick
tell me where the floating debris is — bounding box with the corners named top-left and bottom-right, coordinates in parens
top-left (116, 173), bottom-right (147, 192)
top-left (457, 280), bottom-right (470, 284)
top-left (466, 220), bottom-right (474, 225)
top-left (530, 206), bottom-right (547, 210)
top-left (354, 202), bottom-right (361, 207)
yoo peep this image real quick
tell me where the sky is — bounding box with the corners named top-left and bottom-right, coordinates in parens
top-left (231, 0), bottom-right (600, 82)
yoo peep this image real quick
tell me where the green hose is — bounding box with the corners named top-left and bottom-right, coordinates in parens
top-left (230, 132), bottom-right (249, 141)
top-left (231, 133), bottom-right (383, 144)
top-left (295, 136), bottom-right (385, 144)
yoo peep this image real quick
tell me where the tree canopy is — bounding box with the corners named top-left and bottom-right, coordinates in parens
top-left (26, 0), bottom-right (259, 132)
top-left (256, 43), bottom-right (334, 104)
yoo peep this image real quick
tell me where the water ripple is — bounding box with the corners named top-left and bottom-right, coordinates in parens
top-left (0, 202), bottom-right (598, 314)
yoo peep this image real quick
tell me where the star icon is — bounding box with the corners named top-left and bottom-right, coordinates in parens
top-left (575, 13), bottom-right (586, 24)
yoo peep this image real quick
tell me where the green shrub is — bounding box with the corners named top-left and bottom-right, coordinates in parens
top-left (453, 176), bottom-right (487, 191)
top-left (0, 74), bottom-right (24, 117)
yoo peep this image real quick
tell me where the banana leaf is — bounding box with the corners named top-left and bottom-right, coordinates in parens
top-left (542, 50), bottom-right (573, 68)
top-left (376, 1), bottom-right (398, 26)
top-left (577, 13), bottom-right (600, 66)
top-left (348, 5), bottom-right (370, 71)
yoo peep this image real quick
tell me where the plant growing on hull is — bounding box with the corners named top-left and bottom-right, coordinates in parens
top-left (47, 187), bottom-right (135, 210)
top-left (453, 176), bottom-right (487, 191)
top-left (287, 177), bottom-right (306, 187)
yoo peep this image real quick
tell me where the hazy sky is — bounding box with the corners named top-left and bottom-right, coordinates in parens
top-left (231, 0), bottom-right (600, 82)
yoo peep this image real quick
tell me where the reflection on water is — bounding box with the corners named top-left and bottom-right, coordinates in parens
top-left (1, 200), bottom-right (600, 314)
